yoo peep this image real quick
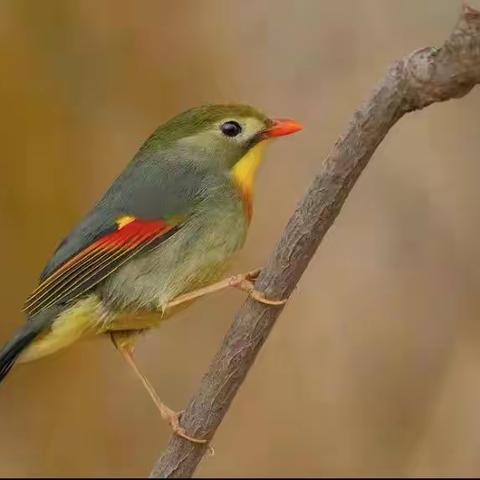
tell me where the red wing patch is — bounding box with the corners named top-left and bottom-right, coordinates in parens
top-left (24, 218), bottom-right (178, 316)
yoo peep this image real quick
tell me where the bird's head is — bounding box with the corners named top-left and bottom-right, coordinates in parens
top-left (142, 104), bottom-right (302, 188)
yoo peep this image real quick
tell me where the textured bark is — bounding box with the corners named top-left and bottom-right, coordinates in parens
top-left (151, 5), bottom-right (480, 478)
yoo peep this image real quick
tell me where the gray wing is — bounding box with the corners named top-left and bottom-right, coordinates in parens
top-left (27, 147), bottom-right (209, 315)
top-left (40, 148), bottom-right (204, 280)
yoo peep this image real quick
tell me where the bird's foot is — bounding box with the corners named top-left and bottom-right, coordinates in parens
top-left (170, 410), bottom-right (214, 453)
top-left (166, 408), bottom-right (207, 444)
top-left (229, 269), bottom-right (287, 306)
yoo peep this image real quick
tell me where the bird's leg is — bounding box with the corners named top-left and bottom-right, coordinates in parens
top-left (165, 268), bottom-right (287, 311)
top-left (111, 333), bottom-right (206, 444)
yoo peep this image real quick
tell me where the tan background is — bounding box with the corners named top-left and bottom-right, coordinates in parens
top-left (1, 0), bottom-right (480, 476)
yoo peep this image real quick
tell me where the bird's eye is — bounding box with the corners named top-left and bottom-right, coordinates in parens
top-left (220, 121), bottom-right (242, 137)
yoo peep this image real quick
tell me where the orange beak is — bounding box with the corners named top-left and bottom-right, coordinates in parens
top-left (262, 118), bottom-right (303, 138)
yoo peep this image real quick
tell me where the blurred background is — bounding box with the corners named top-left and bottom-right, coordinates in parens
top-left (0, 0), bottom-right (480, 476)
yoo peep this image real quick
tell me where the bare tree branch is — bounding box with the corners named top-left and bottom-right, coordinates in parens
top-left (151, 4), bottom-right (480, 478)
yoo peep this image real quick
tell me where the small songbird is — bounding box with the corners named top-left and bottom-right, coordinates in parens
top-left (0, 104), bottom-right (302, 442)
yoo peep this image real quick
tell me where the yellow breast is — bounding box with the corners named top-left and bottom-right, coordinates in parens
top-left (231, 141), bottom-right (268, 220)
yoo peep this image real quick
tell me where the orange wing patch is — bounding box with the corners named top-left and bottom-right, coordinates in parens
top-left (116, 215), bottom-right (136, 229)
top-left (24, 217), bottom-right (178, 316)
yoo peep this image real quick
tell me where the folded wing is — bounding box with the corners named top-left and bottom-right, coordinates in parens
top-left (24, 216), bottom-right (180, 317)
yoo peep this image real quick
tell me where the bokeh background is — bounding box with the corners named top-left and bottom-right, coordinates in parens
top-left (1, 0), bottom-right (480, 476)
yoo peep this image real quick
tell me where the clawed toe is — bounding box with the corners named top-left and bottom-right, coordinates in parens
top-left (232, 275), bottom-right (287, 306)
top-left (249, 288), bottom-right (287, 306)
top-left (169, 412), bottom-right (207, 444)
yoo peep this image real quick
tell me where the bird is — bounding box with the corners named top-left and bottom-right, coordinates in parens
top-left (0, 104), bottom-right (302, 442)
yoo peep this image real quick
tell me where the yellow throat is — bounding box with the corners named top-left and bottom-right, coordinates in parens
top-left (231, 141), bottom-right (268, 220)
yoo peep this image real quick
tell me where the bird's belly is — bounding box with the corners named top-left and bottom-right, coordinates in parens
top-left (99, 209), bottom-right (248, 318)
top-left (20, 205), bottom-right (248, 363)
top-left (105, 298), bottom-right (194, 331)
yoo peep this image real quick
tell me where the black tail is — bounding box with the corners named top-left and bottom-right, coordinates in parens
top-left (0, 307), bottom-right (60, 383)
top-left (0, 324), bottom-right (41, 381)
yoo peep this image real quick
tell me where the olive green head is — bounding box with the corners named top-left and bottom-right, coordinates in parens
top-left (140, 104), bottom-right (302, 171)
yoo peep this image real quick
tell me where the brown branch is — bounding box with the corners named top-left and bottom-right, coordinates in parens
top-left (151, 4), bottom-right (480, 478)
